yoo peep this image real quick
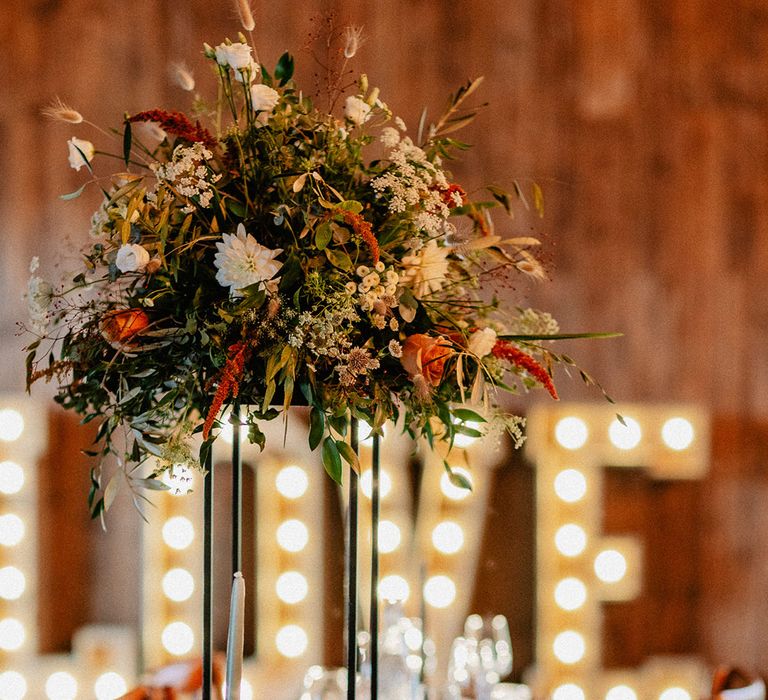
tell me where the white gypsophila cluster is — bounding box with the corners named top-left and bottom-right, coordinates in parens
top-left (400, 239), bottom-right (451, 298)
top-left (513, 308), bottom-right (560, 337)
top-left (371, 137), bottom-right (448, 216)
top-left (151, 143), bottom-right (221, 212)
top-left (26, 258), bottom-right (53, 334)
top-left (380, 126), bottom-right (400, 148)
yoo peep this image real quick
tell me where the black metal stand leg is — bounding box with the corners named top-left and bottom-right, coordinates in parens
top-left (232, 403), bottom-right (242, 576)
top-left (346, 417), bottom-right (359, 700)
top-left (203, 449), bottom-right (214, 700)
top-left (370, 433), bottom-right (380, 700)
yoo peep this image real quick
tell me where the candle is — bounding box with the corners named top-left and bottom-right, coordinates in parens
top-left (225, 571), bottom-right (246, 700)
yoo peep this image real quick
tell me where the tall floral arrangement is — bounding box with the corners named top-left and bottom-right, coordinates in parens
top-left (25, 27), bottom-right (609, 516)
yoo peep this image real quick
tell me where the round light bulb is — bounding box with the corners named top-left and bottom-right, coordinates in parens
top-left (0, 410), bottom-right (24, 442)
top-left (0, 567), bottom-right (26, 600)
top-left (275, 624), bottom-right (308, 658)
top-left (423, 575), bottom-right (456, 608)
top-left (554, 577), bottom-right (587, 611)
top-left (276, 519), bottom-right (309, 552)
top-left (552, 684), bottom-right (586, 700)
top-left (45, 671), bottom-right (78, 700)
top-left (0, 618), bottom-right (25, 650)
top-left (160, 464), bottom-right (194, 496)
top-left (594, 549), bottom-right (627, 583)
top-left (555, 523), bottom-right (587, 557)
top-left (162, 568), bottom-right (195, 602)
top-left (0, 671), bottom-right (27, 700)
top-left (162, 621), bottom-right (194, 656)
top-left (440, 468), bottom-right (473, 501)
top-left (379, 575), bottom-right (410, 602)
top-left (0, 514), bottom-right (25, 547)
top-left (162, 516), bottom-right (194, 550)
top-left (659, 689), bottom-right (692, 700)
top-left (554, 468), bottom-right (587, 503)
top-left (275, 466), bottom-right (309, 499)
top-left (431, 521), bottom-right (464, 554)
top-left (606, 685), bottom-right (638, 700)
top-left (360, 469), bottom-right (392, 499)
top-left (0, 462), bottom-right (24, 495)
top-left (377, 520), bottom-right (401, 553)
top-left (609, 417), bottom-right (642, 450)
top-left (275, 571), bottom-right (308, 604)
top-left (661, 418), bottom-right (694, 451)
top-left (94, 672), bottom-right (127, 700)
top-left (553, 630), bottom-right (586, 664)
top-left (555, 417), bottom-right (589, 450)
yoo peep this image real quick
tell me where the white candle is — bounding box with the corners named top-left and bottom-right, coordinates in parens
top-left (225, 571), bottom-right (246, 700)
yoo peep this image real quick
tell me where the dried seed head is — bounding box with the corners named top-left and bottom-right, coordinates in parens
top-left (170, 62), bottom-right (195, 92)
top-left (42, 98), bottom-right (83, 124)
top-left (343, 26), bottom-right (364, 59)
top-left (236, 0), bottom-right (255, 31)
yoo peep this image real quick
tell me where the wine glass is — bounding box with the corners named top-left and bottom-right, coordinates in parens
top-left (463, 614), bottom-right (513, 683)
top-left (299, 666), bottom-right (347, 700)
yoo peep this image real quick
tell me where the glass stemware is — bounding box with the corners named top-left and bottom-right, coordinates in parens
top-left (463, 614), bottom-right (513, 684)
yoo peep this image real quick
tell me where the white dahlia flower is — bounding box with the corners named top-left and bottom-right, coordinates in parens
top-left (214, 223), bottom-right (282, 296)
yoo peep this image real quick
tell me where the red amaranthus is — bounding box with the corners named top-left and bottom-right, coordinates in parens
top-left (492, 340), bottom-right (559, 400)
top-left (128, 109), bottom-right (218, 150)
top-left (203, 341), bottom-right (250, 439)
top-left (340, 210), bottom-right (379, 264)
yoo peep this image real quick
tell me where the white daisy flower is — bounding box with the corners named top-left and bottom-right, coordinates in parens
top-left (214, 223), bottom-right (283, 296)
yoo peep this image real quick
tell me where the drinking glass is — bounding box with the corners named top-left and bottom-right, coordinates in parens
top-left (463, 614), bottom-right (513, 683)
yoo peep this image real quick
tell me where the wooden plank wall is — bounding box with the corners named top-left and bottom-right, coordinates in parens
top-left (5, 0), bottom-right (768, 681)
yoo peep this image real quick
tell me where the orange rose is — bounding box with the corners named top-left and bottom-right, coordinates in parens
top-left (401, 333), bottom-right (454, 387)
top-left (100, 308), bottom-right (150, 346)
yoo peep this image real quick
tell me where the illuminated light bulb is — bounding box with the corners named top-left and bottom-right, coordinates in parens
top-left (276, 519), bottom-right (309, 552)
top-left (379, 575), bottom-right (410, 602)
top-left (424, 575), bottom-right (456, 608)
top-left (275, 624), bottom-right (308, 658)
top-left (0, 567), bottom-right (26, 600)
top-left (275, 465), bottom-right (309, 499)
top-left (93, 672), bottom-right (127, 700)
top-left (431, 521), bottom-right (464, 554)
top-left (0, 462), bottom-right (24, 495)
top-left (240, 679), bottom-right (254, 700)
top-left (554, 468), bottom-right (587, 503)
top-left (453, 420), bottom-right (482, 448)
top-left (0, 618), bottom-right (25, 650)
top-left (0, 514), bottom-right (25, 546)
top-left (440, 468), bottom-right (473, 501)
top-left (45, 671), bottom-right (78, 700)
top-left (555, 523), bottom-right (587, 557)
top-left (403, 626), bottom-right (423, 651)
top-left (360, 469), bottom-right (392, 499)
top-left (594, 549), bottom-right (627, 583)
top-left (658, 689), bottom-right (692, 700)
top-left (162, 516), bottom-right (194, 550)
top-left (608, 416), bottom-right (642, 450)
top-left (275, 571), bottom-right (308, 604)
top-left (554, 577), bottom-right (587, 611)
top-left (357, 420), bottom-right (387, 446)
top-left (0, 410), bottom-right (24, 442)
top-left (406, 654), bottom-right (423, 672)
top-left (555, 416), bottom-right (589, 450)
top-left (553, 630), bottom-right (586, 664)
top-left (0, 671), bottom-right (27, 700)
top-left (162, 621), bottom-right (194, 656)
top-left (661, 418), bottom-right (695, 451)
top-left (606, 685), bottom-right (638, 700)
top-left (552, 684), bottom-right (586, 700)
top-left (160, 463), bottom-right (194, 496)
top-left (375, 520), bottom-right (401, 554)
top-left (162, 568), bottom-right (195, 602)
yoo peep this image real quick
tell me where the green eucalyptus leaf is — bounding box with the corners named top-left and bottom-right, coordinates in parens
top-left (321, 437), bottom-right (342, 484)
top-left (123, 120), bottom-right (132, 168)
top-left (451, 408), bottom-right (487, 423)
top-left (336, 439), bottom-right (360, 473)
top-left (275, 52), bottom-right (294, 86)
top-left (309, 407), bottom-right (325, 450)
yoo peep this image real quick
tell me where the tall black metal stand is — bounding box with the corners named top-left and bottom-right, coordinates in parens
top-left (370, 433), bottom-right (381, 700)
top-left (346, 418), bottom-right (359, 700)
top-left (203, 449), bottom-right (214, 700)
top-left (232, 404), bottom-right (242, 576)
